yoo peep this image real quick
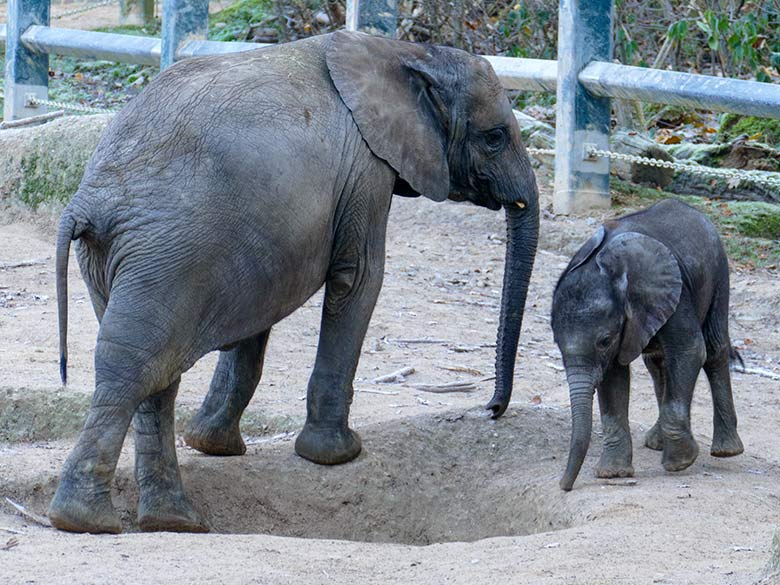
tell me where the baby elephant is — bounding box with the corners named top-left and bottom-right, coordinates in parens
top-left (552, 199), bottom-right (744, 491)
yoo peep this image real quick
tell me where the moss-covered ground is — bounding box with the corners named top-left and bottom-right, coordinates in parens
top-left (611, 178), bottom-right (780, 269)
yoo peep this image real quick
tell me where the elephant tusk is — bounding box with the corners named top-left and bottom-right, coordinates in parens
top-left (515, 201), bottom-right (526, 209)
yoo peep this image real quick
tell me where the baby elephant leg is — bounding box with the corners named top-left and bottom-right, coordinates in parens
top-left (134, 380), bottom-right (208, 532)
top-left (704, 346), bottom-right (744, 457)
top-left (596, 363), bottom-right (634, 478)
top-left (185, 330), bottom-right (271, 456)
top-left (659, 345), bottom-right (705, 471)
top-left (642, 353), bottom-right (666, 452)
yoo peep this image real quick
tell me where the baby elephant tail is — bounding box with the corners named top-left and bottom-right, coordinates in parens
top-left (729, 346), bottom-right (745, 371)
top-left (56, 211), bottom-right (87, 385)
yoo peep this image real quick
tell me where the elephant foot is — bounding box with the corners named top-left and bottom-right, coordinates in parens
top-left (596, 453), bottom-right (634, 479)
top-left (596, 443), bottom-right (634, 478)
top-left (662, 433), bottom-right (699, 472)
top-left (48, 483), bottom-right (121, 534)
top-left (710, 430), bottom-right (744, 458)
top-left (138, 488), bottom-right (209, 533)
top-left (644, 421), bottom-right (664, 451)
top-left (295, 423), bottom-right (362, 465)
top-left (184, 416), bottom-right (246, 457)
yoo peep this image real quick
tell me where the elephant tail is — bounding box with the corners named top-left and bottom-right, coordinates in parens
top-left (56, 211), bottom-right (86, 385)
top-left (729, 346), bottom-right (745, 371)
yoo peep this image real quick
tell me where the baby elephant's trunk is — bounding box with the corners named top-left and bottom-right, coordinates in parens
top-left (560, 363), bottom-right (598, 491)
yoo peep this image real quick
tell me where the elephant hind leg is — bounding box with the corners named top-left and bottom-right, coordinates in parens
top-left (48, 293), bottom-right (200, 534)
top-left (184, 330), bottom-right (271, 456)
top-left (135, 379), bottom-right (208, 532)
top-left (49, 325), bottom-right (167, 532)
top-left (704, 345), bottom-right (744, 458)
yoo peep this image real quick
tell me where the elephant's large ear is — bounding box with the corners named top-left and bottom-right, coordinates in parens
top-left (568, 226), bottom-right (607, 272)
top-left (326, 31), bottom-right (449, 202)
top-left (596, 232), bottom-right (682, 365)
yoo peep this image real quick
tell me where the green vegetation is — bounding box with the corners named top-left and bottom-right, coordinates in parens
top-left (611, 178), bottom-right (780, 269)
top-left (17, 153), bottom-right (88, 209)
top-left (209, 0), bottom-right (274, 42)
top-left (719, 114), bottom-right (780, 146)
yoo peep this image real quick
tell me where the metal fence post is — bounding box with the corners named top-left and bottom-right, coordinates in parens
top-left (553, 0), bottom-right (613, 214)
top-left (345, 0), bottom-right (397, 36)
top-left (160, 0), bottom-right (208, 69)
top-left (119, 0), bottom-right (155, 27)
top-left (3, 0), bottom-right (50, 121)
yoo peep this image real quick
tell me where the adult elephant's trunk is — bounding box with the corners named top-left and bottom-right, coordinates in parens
top-left (559, 363), bottom-right (598, 491)
top-left (486, 196), bottom-right (539, 418)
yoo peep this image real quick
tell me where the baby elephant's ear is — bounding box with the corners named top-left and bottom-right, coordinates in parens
top-left (567, 226), bottom-right (607, 272)
top-left (326, 30), bottom-right (449, 202)
top-left (596, 232), bottom-right (682, 365)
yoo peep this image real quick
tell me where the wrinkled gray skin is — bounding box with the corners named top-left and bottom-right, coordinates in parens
top-left (49, 31), bottom-right (539, 533)
top-left (552, 200), bottom-right (743, 491)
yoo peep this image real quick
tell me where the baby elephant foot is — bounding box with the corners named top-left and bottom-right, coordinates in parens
top-left (295, 423), bottom-right (362, 465)
top-left (596, 436), bottom-right (634, 479)
top-left (184, 415), bottom-right (246, 457)
top-left (644, 421), bottom-right (664, 451)
top-left (138, 487), bottom-right (209, 533)
top-left (48, 482), bottom-right (121, 534)
top-left (662, 433), bottom-right (699, 472)
top-left (596, 453), bottom-right (635, 479)
top-left (710, 429), bottom-right (744, 458)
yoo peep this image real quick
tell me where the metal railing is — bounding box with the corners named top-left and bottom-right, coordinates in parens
top-left (2, 0), bottom-right (780, 212)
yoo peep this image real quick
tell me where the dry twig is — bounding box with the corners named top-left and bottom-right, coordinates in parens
top-left (732, 365), bottom-right (780, 382)
top-left (438, 364), bottom-right (483, 376)
top-left (356, 387), bottom-right (400, 396)
top-left (409, 381), bottom-right (477, 393)
top-left (372, 366), bottom-right (415, 384)
top-left (0, 259), bottom-right (50, 270)
top-left (4, 498), bottom-right (51, 527)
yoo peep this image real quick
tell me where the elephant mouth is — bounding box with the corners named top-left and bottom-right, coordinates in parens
top-left (449, 189), bottom-right (503, 211)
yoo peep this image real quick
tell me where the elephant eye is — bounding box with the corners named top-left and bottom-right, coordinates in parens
top-left (596, 335), bottom-right (613, 350)
top-left (483, 127), bottom-right (507, 152)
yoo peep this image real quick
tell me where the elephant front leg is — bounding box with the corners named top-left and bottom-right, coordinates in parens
top-left (596, 364), bottom-right (634, 479)
top-left (295, 264), bottom-right (384, 465)
top-left (642, 353), bottom-right (666, 452)
top-left (184, 330), bottom-right (271, 456)
top-left (295, 192), bottom-right (389, 466)
top-left (134, 380), bottom-right (208, 533)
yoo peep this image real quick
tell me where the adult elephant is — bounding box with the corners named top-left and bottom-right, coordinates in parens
top-left (50, 31), bottom-right (539, 534)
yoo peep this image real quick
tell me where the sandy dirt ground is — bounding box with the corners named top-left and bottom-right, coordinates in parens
top-left (1, 179), bottom-right (779, 584)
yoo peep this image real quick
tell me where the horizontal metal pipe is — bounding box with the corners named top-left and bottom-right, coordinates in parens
top-left (484, 56), bottom-right (558, 92)
top-left (176, 39), bottom-right (269, 60)
top-left (6, 26), bottom-right (780, 121)
top-left (580, 61), bottom-right (780, 120)
top-left (21, 26), bottom-right (161, 66)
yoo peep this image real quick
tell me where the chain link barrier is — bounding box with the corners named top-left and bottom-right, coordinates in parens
top-left (3, 97), bottom-right (780, 192)
top-left (587, 146), bottom-right (780, 190)
top-left (526, 147), bottom-right (556, 157)
top-left (27, 95), bottom-right (118, 114)
top-left (526, 145), bottom-right (780, 191)
top-left (51, 0), bottom-right (116, 20)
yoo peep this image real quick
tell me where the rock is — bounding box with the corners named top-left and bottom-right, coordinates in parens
top-left (247, 25), bottom-right (279, 44)
top-left (313, 10), bottom-right (330, 26)
top-left (0, 114), bottom-right (112, 211)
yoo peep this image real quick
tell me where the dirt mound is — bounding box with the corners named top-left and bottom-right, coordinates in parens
top-left (2, 407), bottom-right (577, 544)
